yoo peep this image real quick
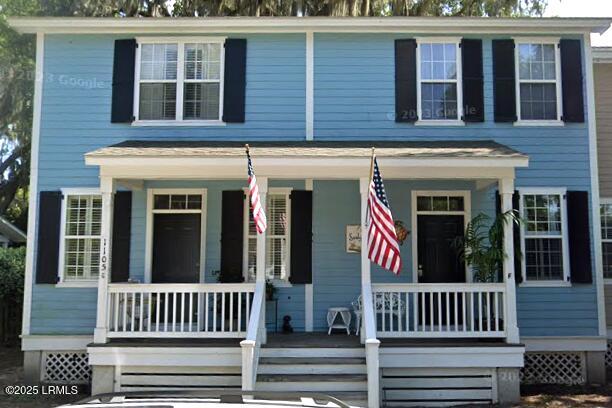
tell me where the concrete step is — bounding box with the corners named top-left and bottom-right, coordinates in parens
top-left (255, 374), bottom-right (368, 392)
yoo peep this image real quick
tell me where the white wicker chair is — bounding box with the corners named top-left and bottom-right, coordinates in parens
top-left (351, 293), bottom-right (404, 335)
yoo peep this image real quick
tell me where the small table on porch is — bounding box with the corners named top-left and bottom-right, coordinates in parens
top-left (327, 307), bottom-right (352, 335)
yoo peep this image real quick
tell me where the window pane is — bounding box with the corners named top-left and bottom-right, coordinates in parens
top-left (421, 83), bottom-right (457, 120)
top-left (139, 83), bottom-right (177, 120)
top-left (600, 204), bottom-right (612, 239)
top-left (417, 196), bottom-right (432, 211)
top-left (520, 83), bottom-right (557, 120)
top-left (266, 237), bottom-right (288, 280)
top-left (523, 194), bottom-right (562, 236)
top-left (64, 194), bottom-right (102, 281)
top-left (187, 195), bottom-right (202, 210)
top-left (140, 43), bottom-right (177, 80)
top-left (183, 83), bottom-right (220, 120)
top-left (519, 43), bottom-right (556, 81)
top-left (185, 43), bottom-right (221, 81)
top-left (170, 195), bottom-right (188, 210)
top-left (432, 196), bottom-right (448, 211)
top-left (449, 196), bottom-right (464, 211)
top-left (421, 42), bottom-right (456, 81)
top-left (525, 238), bottom-right (564, 280)
top-left (154, 194), bottom-right (170, 210)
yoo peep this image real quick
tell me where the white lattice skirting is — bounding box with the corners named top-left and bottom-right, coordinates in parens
top-left (521, 352), bottom-right (586, 385)
top-left (606, 341), bottom-right (612, 369)
top-left (41, 351), bottom-right (91, 384)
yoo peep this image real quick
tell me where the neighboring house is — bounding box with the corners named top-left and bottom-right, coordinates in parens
top-left (8, 16), bottom-right (611, 407)
top-left (593, 46), bottom-right (612, 371)
top-left (0, 216), bottom-right (26, 248)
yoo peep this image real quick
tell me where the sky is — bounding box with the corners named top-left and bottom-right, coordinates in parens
top-left (544, 0), bottom-right (612, 46)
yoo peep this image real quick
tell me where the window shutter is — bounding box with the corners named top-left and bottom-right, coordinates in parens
top-left (221, 191), bottom-right (245, 278)
top-left (36, 191), bottom-right (63, 284)
top-left (492, 39), bottom-right (517, 122)
top-left (111, 191), bottom-right (132, 282)
top-left (567, 191), bottom-right (592, 283)
top-left (495, 191), bottom-right (522, 283)
top-left (222, 39), bottom-right (247, 123)
top-left (289, 190), bottom-right (313, 284)
top-left (560, 39), bottom-right (585, 123)
top-left (395, 39), bottom-right (418, 123)
top-left (461, 39), bottom-right (484, 122)
top-left (111, 39), bottom-right (137, 123)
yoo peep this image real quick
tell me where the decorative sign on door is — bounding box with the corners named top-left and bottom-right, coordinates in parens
top-left (346, 225), bottom-right (361, 253)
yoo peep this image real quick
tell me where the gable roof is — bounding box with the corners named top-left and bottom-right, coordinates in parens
top-left (8, 16), bottom-right (611, 35)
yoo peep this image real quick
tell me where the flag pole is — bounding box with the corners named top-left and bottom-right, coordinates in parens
top-left (369, 147), bottom-right (375, 182)
top-left (245, 143), bottom-right (250, 155)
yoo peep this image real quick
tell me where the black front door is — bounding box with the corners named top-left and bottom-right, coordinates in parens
top-left (417, 214), bottom-right (465, 283)
top-left (152, 213), bottom-right (201, 283)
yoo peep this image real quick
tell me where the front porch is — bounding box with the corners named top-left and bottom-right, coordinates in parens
top-left (84, 141), bottom-right (528, 407)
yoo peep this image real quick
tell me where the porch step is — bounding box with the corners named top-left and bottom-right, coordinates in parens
top-left (259, 357), bottom-right (367, 374)
top-left (260, 347), bottom-right (365, 358)
top-left (255, 374), bottom-right (367, 392)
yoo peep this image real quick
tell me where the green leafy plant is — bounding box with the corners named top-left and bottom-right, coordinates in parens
top-left (266, 280), bottom-right (277, 301)
top-left (453, 210), bottom-right (521, 283)
top-left (0, 246), bottom-right (25, 302)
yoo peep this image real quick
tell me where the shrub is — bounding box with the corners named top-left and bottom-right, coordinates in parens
top-left (0, 246), bottom-right (26, 303)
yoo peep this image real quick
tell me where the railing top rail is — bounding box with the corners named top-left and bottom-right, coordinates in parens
top-left (372, 282), bottom-right (506, 292)
top-left (108, 282), bottom-right (256, 293)
top-left (244, 281), bottom-right (266, 342)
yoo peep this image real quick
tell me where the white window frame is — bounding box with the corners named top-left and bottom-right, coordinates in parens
top-left (600, 198), bottom-right (612, 284)
top-left (133, 36), bottom-right (226, 126)
top-left (513, 37), bottom-right (563, 126)
top-left (243, 187), bottom-right (292, 285)
top-left (415, 37), bottom-right (464, 126)
top-left (518, 187), bottom-right (570, 287)
top-left (144, 188), bottom-right (207, 284)
top-left (57, 188), bottom-right (101, 288)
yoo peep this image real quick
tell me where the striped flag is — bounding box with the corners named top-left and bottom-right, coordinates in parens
top-left (367, 154), bottom-right (402, 275)
top-left (246, 146), bottom-right (267, 234)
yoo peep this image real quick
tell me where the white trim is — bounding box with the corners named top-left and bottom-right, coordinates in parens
top-left (411, 190), bottom-right (471, 283)
top-left (144, 188), bottom-right (207, 284)
top-left (585, 34), bottom-right (608, 337)
top-left (305, 283), bottom-right (313, 332)
top-left (88, 346), bottom-right (241, 367)
top-left (55, 281), bottom-right (98, 288)
top-left (415, 38), bottom-right (463, 123)
top-left (522, 336), bottom-right (608, 352)
top-left (134, 37), bottom-right (225, 123)
top-left (513, 37), bottom-right (563, 123)
top-left (305, 31), bottom-right (314, 141)
top-left (21, 33), bottom-right (44, 337)
top-left (9, 17), bottom-right (611, 34)
top-left (21, 335), bottom-right (93, 351)
top-left (379, 346), bottom-right (525, 368)
top-left (242, 187), bottom-right (292, 283)
top-left (517, 187), bottom-right (570, 286)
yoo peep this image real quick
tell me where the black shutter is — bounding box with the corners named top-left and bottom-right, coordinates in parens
top-left (111, 191), bottom-right (132, 283)
top-left (36, 191), bottom-right (62, 284)
top-left (495, 191), bottom-right (522, 283)
top-left (395, 39), bottom-right (417, 122)
top-left (222, 39), bottom-right (247, 123)
top-left (221, 191), bottom-right (245, 278)
top-left (560, 39), bottom-right (585, 123)
top-left (289, 191), bottom-right (313, 284)
top-left (111, 39), bottom-right (137, 123)
top-left (461, 39), bottom-right (484, 122)
top-left (512, 191), bottom-right (522, 284)
top-left (493, 39), bottom-right (517, 122)
top-left (567, 191), bottom-right (592, 283)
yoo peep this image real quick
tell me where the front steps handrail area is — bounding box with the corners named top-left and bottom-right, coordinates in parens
top-left (362, 282), bottom-right (381, 408)
top-left (241, 280), bottom-right (266, 391)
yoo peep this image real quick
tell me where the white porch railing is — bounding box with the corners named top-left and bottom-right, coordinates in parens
top-left (240, 281), bottom-right (266, 390)
top-left (372, 283), bottom-right (507, 338)
top-left (106, 283), bottom-right (255, 338)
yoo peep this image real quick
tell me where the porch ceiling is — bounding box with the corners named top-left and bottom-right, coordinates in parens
top-left (85, 140), bottom-right (529, 180)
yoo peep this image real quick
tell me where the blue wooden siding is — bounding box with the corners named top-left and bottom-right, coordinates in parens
top-left (29, 32), bottom-right (599, 338)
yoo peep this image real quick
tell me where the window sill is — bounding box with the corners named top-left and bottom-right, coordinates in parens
top-left (132, 120), bottom-right (226, 127)
top-left (519, 281), bottom-right (571, 288)
top-left (270, 280), bottom-right (293, 288)
top-left (604, 278), bottom-right (612, 285)
top-left (513, 120), bottom-right (564, 127)
top-left (55, 281), bottom-right (98, 288)
top-left (415, 120), bottom-right (465, 127)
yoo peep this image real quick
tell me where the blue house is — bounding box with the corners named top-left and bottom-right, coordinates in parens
top-left (9, 16), bottom-right (611, 407)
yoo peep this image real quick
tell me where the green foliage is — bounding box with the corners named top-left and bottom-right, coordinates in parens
top-left (453, 210), bottom-right (521, 282)
top-left (0, 246), bottom-right (26, 302)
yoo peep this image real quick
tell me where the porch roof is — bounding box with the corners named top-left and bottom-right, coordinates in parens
top-left (85, 140), bottom-right (528, 180)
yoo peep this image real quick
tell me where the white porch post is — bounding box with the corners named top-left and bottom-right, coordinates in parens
top-left (499, 177), bottom-right (520, 344)
top-left (93, 177), bottom-right (115, 344)
top-left (359, 177), bottom-right (371, 344)
top-left (256, 177), bottom-right (268, 344)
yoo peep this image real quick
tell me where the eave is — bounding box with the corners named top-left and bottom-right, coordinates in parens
top-left (7, 16), bottom-right (612, 35)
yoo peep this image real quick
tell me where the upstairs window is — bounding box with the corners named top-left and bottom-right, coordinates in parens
top-left (135, 39), bottom-right (224, 123)
top-left (515, 40), bottom-right (562, 122)
top-left (417, 39), bottom-right (463, 122)
top-left (519, 189), bottom-right (569, 284)
top-left (601, 202), bottom-right (612, 280)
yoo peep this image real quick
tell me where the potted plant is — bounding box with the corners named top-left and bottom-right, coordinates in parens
top-left (266, 280), bottom-right (277, 301)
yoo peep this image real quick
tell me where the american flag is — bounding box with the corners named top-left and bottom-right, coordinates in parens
top-left (247, 147), bottom-right (267, 234)
top-left (368, 155), bottom-right (402, 275)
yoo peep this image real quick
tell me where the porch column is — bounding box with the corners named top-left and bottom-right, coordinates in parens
top-left (360, 177), bottom-right (370, 344)
top-left (256, 177), bottom-right (268, 344)
top-left (93, 177), bottom-right (115, 344)
top-left (499, 177), bottom-right (520, 344)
